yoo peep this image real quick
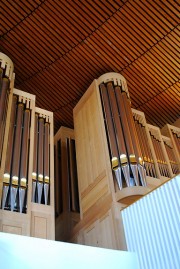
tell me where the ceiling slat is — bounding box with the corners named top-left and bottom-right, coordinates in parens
top-left (1, 0), bottom-right (179, 133)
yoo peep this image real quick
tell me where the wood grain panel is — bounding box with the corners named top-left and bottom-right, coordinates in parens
top-left (2, 225), bottom-right (22, 235)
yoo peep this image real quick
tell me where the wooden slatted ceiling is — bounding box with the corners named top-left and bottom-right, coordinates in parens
top-left (0, 0), bottom-right (179, 132)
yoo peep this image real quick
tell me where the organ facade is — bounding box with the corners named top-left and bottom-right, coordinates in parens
top-left (0, 53), bottom-right (179, 251)
top-left (0, 52), bottom-right (55, 239)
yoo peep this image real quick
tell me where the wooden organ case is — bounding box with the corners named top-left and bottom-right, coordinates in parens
top-left (71, 73), bottom-right (180, 249)
top-left (0, 53), bottom-right (55, 239)
top-left (54, 127), bottom-right (80, 242)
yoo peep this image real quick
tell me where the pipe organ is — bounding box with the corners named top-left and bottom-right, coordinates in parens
top-left (161, 124), bottom-right (180, 165)
top-left (99, 81), bottom-right (146, 190)
top-left (0, 52), bottom-right (179, 248)
top-left (54, 127), bottom-right (80, 242)
top-left (71, 73), bottom-right (180, 249)
top-left (0, 53), bottom-right (54, 239)
top-left (162, 136), bottom-right (179, 175)
top-left (73, 73), bottom-right (151, 219)
top-left (2, 92), bottom-right (32, 213)
top-left (0, 53), bottom-right (15, 206)
top-left (32, 110), bottom-right (51, 206)
top-left (147, 124), bottom-right (173, 179)
top-left (132, 110), bottom-right (156, 178)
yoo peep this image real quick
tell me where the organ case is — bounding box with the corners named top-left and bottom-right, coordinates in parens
top-left (147, 124), bottom-right (174, 180)
top-left (54, 127), bottom-right (80, 242)
top-left (71, 72), bottom-right (179, 249)
top-left (161, 124), bottom-right (180, 165)
top-left (0, 53), bottom-right (55, 240)
top-left (0, 53), bottom-right (14, 203)
top-left (73, 73), bottom-right (150, 219)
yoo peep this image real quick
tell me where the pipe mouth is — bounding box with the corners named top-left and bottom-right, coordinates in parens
top-left (20, 178), bottom-right (27, 187)
top-left (32, 172), bottom-right (37, 180)
top-left (111, 157), bottom-right (119, 169)
top-left (12, 176), bottom-right (18, 185)
top-left (120, 154), bottom-right (128, 165)
top-left (129, 154), bottom-right (136, 164)
top-left (44, 176), bottom-right (50, 183)
top-left (138, 157), bottom-right (143, 166)
top-left (3, 173), bottom-right (10, 183)
top-left (38, 174), bottom-right (43, 182)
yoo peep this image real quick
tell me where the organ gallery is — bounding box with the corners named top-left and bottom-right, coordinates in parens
top-left (0, 52), bottom-right (179, 249)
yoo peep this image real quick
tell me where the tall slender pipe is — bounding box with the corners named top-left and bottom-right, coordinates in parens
top-left (121, 91), bottom-right (146, 186)
top-left (108, 83), bottom-right (133, 187)
top-left (2, 96), bottom-right (17, 209)
top-left (11, 103), bottom-right (24, 211)
top-left (0, 78), bottom-right (10, 124)
top-left (44, 122), bottom-right (50, 205)
top-left (173, 132), bottom-right (180, 152)
top-left (19, 109), bottom-right (30, 212)
top-left (115, 85), bottom-right (138, 186)
top-left (0, 68), bottom-right (3, 94)
top-left (37, 117), bottom-right (44, 203)
top-left (0, 77), bottom-right (10, 160)
top-left (100, 83), bottom-right (124, 189)
top-left (32, 113), bottom-right (38, 202)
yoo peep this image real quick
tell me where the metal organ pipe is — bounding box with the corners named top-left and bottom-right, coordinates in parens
top-left (173, 132), bottom-right (180, 152)
top-left (121, 91), bottom-right (146, 186)
top-left (2, 97), bottom-right (31, 213)
top-left (0, 77), bottom-right (10, 162)
top-left (11, 103), bottom-right (24, 211)
top-left (19, 108), bottom-right (30, 212)
top-left (0, 78), bottom-right (10, 124)
top-left (44, 122), bottom-right (50, 205)
top-left (0, 53), bottom-right (53, 214)
top-left (115, 85), bottom-right (138, 186)
top-left (32, 113), bottom-right (38, 203)
top-left (99, 76), bottom-right (146, 190)
top-left (2, 96), bottom-right (17, 209)
top-left (100, 83), bottom-right (124, 190)
top-left (32, 114), bottom-right (51, 205)
top-left (37, 117), bottom-right (44, 203)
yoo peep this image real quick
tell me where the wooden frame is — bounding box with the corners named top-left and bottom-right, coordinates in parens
top-left (0, 53), bottom-right (15, 204)
top-left (54, 126), bottom-right (80, 241)
top-left (30, 107), bottom-right (55, 240)
top-left (161, 124), bottom-right (180, 163)
top-left (70, 73), bottom-right (178, 250)
top-left (147, 124), bottom-right (173, 180)
top-left (161, 135), bottom-right (180, 175)
top-left (73, 74), bottom-right (150, 216)
top-left (0, 88), bottom-right (55, 240)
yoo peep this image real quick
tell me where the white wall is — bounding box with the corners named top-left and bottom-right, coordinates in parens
top-left (0, 232), bottom-right (138, 269)
top-left (122, 174), bottom-right (180, 269)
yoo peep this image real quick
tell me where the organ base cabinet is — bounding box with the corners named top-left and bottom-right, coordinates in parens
top-left (0, 204), bottom-right (54, 240)
top-left (70, 197), bottom-right (127, 250)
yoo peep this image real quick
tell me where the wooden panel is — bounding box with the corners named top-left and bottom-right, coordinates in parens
top-left (33, 216), bottom-right (47, 239)
top-left (99, 214), bottom-right (116, 249)
top-left (84, 224), bottom-right (98, 247)
top-left (74, 79), bottom-right (115, 218)
top-left (71, 202), bottom-right (127, 251)
top-left (81, 173), bottom-right (108, 214)
top-left (74, 80), bottom-right (110, 195)
top-left (2, 224), bottom-right (22, 235)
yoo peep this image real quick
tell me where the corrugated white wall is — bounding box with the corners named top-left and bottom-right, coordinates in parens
top-left (122, 175), bottom-right (180, 269)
